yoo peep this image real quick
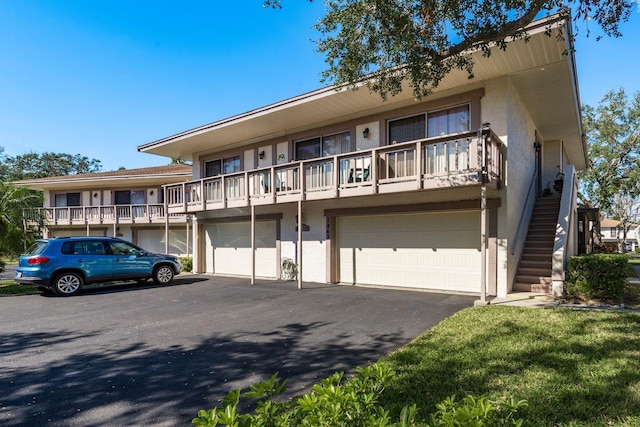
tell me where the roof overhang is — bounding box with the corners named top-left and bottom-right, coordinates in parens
top-left (13, 165), bottom-right (193, 191)
top-left (138, 13), bottom-right (586, 170)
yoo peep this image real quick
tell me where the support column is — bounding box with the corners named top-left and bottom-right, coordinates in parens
top-left (297, 200), bottom-right (303, 290)
top-left (192, 216), bottom-right (200, 273)
top-left (480, 184), bottom-right (487, 303)
top-left (164, 193), bottom-right (169, 254)
top-left (251, 205), bottom-right (256, 285)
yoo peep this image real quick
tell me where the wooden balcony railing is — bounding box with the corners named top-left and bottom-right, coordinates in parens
top-left (24, 204), bottom-right (188, 227)
top-left (166, 128), bottom-right (504, 214)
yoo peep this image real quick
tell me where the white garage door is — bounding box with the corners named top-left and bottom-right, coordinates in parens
top-left (338, 211), bottom-right (480, 292)
top-left (204, 221), bottom-right (277, 278)
top-left (137, 229), bottom-right (188, 256)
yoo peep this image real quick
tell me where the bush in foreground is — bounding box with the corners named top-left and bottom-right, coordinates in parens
top-left (192, 364), bottom-right (526, 427)
top-left (565, 254), bottom-right (628, 302)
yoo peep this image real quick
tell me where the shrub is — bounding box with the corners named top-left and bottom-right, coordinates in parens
top-left (0, 259), bottom-right (5, 274)
top-left (192, 364), bottom-right (527, 427)
top-left (565, 254), bottom-right (628, 301)
top-left (180, 257), bottom-right (193, 272)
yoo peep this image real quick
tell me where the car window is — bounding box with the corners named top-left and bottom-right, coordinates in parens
top-left (61, 241), bottom-right (87, 255)
top-left (25, 241), bottom-right (49, 255)
top-left (108, 241), bottom-right (139, 256)
top-left (86, 241), bottom-right (106, 255)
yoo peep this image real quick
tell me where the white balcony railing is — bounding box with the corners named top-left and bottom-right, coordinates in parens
top-left (165, 128), bottom-right (503, 214)
top-left (24, 204), bottom-right (187, 227)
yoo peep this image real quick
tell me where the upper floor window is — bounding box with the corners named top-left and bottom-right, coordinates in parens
top-left (204, 156), bottom-right (240, 177)
top-left (388, 104), bottom-right (471, 144)
top-left (427, 104), bottom-right (470, 137)
top-left (114, 190), bottom-right (145, 205)
top-left (55, 192), bottom-right (81, 207)
top-left (295, 131), bottom-right (351, 160)
top-left (389, 115), bottom-right (426, 144)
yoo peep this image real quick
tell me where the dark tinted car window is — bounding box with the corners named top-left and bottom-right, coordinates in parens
top-left (61, 241), bottom-right (87, 255)
top-left (25, 241), bottom-right (49, 255)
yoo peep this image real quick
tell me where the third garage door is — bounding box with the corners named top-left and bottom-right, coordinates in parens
top-left (337, 211), bottom-right (480, 292)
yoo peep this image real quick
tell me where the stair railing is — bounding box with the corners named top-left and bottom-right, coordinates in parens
top-left (512, 167), bottom-right (538, 256)
top-left (551, 164), bottom-right (576, 296)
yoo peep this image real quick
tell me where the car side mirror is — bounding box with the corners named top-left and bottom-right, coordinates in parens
top-left (137, 250), bottom-right (147, 257)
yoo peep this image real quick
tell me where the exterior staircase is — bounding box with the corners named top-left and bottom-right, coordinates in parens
top-left (513, 197), bottom-right (560, 293)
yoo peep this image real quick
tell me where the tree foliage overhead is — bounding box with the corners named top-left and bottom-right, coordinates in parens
top-left (265, 0), bottom-right (633, 99)
top-left (0, 149), bottom-right (102, 181)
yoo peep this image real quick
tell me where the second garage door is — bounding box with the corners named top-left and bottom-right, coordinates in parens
top-left (204, 221), bottom-right (277, 278)
top-left (337, 211), bottom-right (480, 293)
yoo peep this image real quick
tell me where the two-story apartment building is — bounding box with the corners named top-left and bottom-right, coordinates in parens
top-left (17, 164), bottom-right (193, 257)
top-left (137, 13), bottom-right (586, 298)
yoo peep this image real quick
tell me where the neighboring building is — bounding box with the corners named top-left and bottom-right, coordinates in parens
top-left (141, 14), bottom-right (583, 297)
top-left (16, 164), bottom-right (193, 257)
top-left (600, 218), bottom-right (638, 251)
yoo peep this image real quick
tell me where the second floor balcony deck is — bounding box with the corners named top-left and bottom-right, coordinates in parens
top-left (166, 128), bottom-right (504, 214)
top-left (25, 204), bottom-right (188, 227)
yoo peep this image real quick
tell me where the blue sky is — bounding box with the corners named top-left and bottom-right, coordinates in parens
top-left (1, 1), bottom-right (639, 172)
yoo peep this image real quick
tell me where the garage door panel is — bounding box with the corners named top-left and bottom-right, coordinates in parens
top-left (338, 211), bottom-right (480, 292)
top-left (205, 221), bottom-right (277, 278)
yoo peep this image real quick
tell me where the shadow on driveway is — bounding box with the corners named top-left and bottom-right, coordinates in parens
top-left (0, 276), bottom-right (476, 426)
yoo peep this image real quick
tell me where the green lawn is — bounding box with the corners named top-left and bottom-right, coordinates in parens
top-left (379, 306), bottom-right (640, 426)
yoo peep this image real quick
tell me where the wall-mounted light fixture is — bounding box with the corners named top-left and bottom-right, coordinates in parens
top-left (149, 190), bottom-right (154, 196)
top-left (259, 151), bottom-right (265, 160)
top-left (93, 193), bottom-right (98, 198)
top-left (362, 127), bottom-right (370, 139)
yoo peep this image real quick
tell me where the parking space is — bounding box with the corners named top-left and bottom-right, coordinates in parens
top-left (0, 275), bottom-right (476, 426)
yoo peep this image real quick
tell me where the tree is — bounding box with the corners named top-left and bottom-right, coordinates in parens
top-left (0, 182), bottom-right (40, 257)
top-left (0, 149), bottom-right (102, 182)
top-left (265, 0), bottom-right (632, 100)
top-left (580, 88), bottom-right (640, 251)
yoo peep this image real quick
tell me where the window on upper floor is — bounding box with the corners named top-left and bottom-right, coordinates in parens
top-left (204, 156), bottom-right (240, 177)
top-left (388, 104), bottom-right (471, 144)
top-left (114, 190), bottom-right (145, 205)
top-left (54, 192), bottom-right (81, 207)
top-left (427, 104), bottom-right (470, 137)
top-left (295, 131), bottom-right (351, 161)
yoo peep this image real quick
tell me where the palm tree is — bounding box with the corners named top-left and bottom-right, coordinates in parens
top-left (0, 182), bottom-right (40, 259)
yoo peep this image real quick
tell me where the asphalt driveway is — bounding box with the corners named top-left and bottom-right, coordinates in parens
top-left (0, 275), bottom-right (476, 426)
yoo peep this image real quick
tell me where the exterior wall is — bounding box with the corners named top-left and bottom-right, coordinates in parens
top-left (542, 140), bottom-right (563, 190)
top-left (481, 77), bottom-right (537, 296)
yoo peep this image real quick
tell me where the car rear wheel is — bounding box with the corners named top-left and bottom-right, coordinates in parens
top-left (53, 272), bottom-right (83, 296)
top-left (153, 265), bottom-right (174, 285)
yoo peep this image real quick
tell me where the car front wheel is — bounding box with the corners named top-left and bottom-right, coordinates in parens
top-left (52, 272), bottom-right (83, 296)
top-left (153, 265), bottom-right (174, 285)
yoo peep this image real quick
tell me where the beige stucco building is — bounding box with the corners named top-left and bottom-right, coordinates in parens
top-left (134, 14), bottom-right (587, 298)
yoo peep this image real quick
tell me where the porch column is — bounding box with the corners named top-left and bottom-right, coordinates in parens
top-left (164, 194), bottom-right (169, 254)
top-left (297, 200), bottom-right (303, 289)
top-left (480, 183), bottom-right (487, 303)
top-left (251, 205), bottom-right (256, 285)
top-left (192, 216), bottom-right (200, 273)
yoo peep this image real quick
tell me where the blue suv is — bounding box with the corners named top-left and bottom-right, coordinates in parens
top-left (16, 237), bottom-right (182, 296)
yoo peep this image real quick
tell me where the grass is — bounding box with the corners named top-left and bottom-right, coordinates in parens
top-left (0, 281), bottom-right (39, 296)
top-left (378, 306), bottom-right (640, 426)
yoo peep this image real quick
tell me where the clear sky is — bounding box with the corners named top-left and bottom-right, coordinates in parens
top-left (1, 1), bottom-right (639, 172)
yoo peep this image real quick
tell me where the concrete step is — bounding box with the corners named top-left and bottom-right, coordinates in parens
top-left (515, 274), bottom-right (552, 285)
top-left (519, 260), bottom-right (551, 269)
top-left (512, 282), bottom-right (554, 293)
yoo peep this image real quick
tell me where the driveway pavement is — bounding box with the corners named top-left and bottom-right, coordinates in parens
top-left (0, 275), bottom-right (475, 426)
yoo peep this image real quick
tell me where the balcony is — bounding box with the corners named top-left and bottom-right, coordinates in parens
top-left (24, 204), bottom-right (187, 227)
top-left (166, 128), bottom-right (503, 214)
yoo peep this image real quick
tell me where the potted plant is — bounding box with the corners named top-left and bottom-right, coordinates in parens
top-left (553, 166), bottom-right (564, 193)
